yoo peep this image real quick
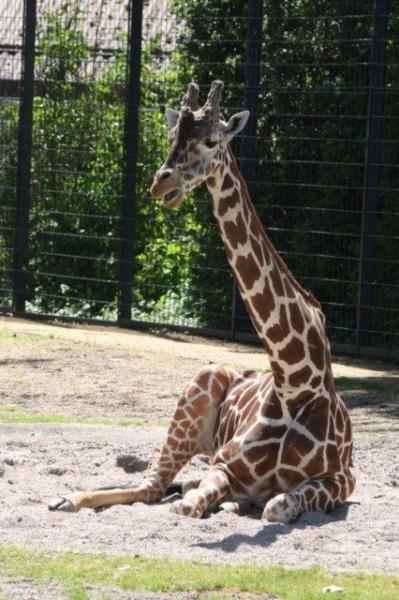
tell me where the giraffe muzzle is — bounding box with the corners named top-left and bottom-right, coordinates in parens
top-left (150, 170), bottom-right (184, 209)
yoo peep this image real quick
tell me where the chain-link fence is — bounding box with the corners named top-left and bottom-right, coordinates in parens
top-left (1, 0), bottom-right (398, 358)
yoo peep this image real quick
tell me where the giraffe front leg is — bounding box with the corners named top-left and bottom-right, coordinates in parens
top-left (48, 364), bottom-right (237, 513)
top-left (48, 484), bottom-right (161, 513)
top-left (170, 467), bottom-right (231, 518)
top-left (263, 471), bottom-right (355, 524)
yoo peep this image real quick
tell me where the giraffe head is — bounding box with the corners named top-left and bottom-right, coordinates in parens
top-left (150, 80), bottom-right (249, 208)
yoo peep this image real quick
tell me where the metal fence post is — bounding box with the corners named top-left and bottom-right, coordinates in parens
top-left (231, 0), bottom-right (263, 340)
top-left (355, 0), bottom-right (391, 355)
top-left (118, 0), bottom-right (143, 323)
top-left (12, 0), bottom-right (37, 314)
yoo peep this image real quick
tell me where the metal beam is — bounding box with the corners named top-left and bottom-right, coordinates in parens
top-left (355, 0), bottom-right (391, 355)
top-left (12, 0), bottom-right (37, 313)
top-left (118, 0), bottom-right (143, 322)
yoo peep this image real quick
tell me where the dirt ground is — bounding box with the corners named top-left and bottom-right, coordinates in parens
top-left (0, 317), bottom-right (398, 587)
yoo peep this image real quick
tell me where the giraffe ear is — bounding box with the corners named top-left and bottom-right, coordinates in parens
top-left (222, 110), bottom-right (250, 139)
top-left (165, 108), bottom-right (180, 129)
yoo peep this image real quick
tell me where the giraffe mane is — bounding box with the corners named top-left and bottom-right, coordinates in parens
top-left (227, 148), bottom-right (321, 309)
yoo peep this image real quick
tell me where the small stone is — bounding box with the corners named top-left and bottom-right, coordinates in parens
top-left (28, 497), bottom-right (41, 504)
top-left (4, 457), bottom-right (17, 466)
top-left (46, 466), bottom-right (67, 476)
top-left (0, 463), bottom-right (5, 477)
top-left (323, 585), bottom-right (343, 594)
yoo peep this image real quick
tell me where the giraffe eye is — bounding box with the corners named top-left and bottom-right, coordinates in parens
top-left (204, 139), bottom-right (217, 149)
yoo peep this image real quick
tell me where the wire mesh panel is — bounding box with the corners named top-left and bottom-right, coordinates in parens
top-left (253, 1), bottom-right (374, 348)
top-left (138, 0), bottom-right (398, 354)
top-left (25, 0), bottom-right (129, 318)
top-left (359, 2), bottom-right (399, 353)
top-left (2, 0), bottom-right (398, 357)
top-left (0, 1), bottom-right (23, 310)
top-left (135, 1), bottom-right (245, 331)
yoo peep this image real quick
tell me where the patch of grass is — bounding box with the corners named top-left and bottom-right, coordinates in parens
top-left (0, 328), bottom-right (57, 344)
top-left (0, 545), bottom-right (398, 600)
top-left (11, 378), bottom-right (26, 388)
top-left (335, 377), bottom-right (392, 393)
top-left (0, 405), bottom-right (165, 428)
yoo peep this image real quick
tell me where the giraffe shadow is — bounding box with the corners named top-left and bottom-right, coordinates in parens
top-left (193, 503), bottom-right (351, 552)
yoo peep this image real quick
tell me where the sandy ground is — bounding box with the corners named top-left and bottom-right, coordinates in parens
top-left (0, 316), bottom-right (398, 596)
top-left (1, 423), bottom-right (398, 577)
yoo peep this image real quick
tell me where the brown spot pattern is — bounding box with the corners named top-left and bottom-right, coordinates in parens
top-left (270, 267), bottom-right (285, 297)
top-left (270, 360), bottom-right (285, 387)
top-left (221, 172), bottom-right (234, 191)
top-left (307, 326), bottom-right (325, 371)
top-left (310, 375), bottom-right (322, 389)
top-left (299, 397), bottom-right (329, 440)
top-left (235, 253), bottom-right (261, 290)
top-left (303, 446), bottom-right (325, 476)
top-left (283, 277), bottom-right (295, 298)
top-left (228, 458), bottom-right (256, 485)
top-left (282, 430), bottom-right (314, 465)
top-left (223, 213), bottom-right (248, 249)
top-left (251, 278), bottom-right (275, 322)
top-left (261, 391), bottom-right (283, 420)
top-left (218, 188), bottom-right (240, 217)
top-left (267, 304), bottom-right (290, 344)
top-left (251, 236), bottom-right (263, 264)
top-left (289, 302), bottom-right (305, 334)
top-left (254, 444), bottom-right (280, 476)
top-left (278, 335), bottom-right (306, 365)
top-left (288, 365), bottom-right (312, 387)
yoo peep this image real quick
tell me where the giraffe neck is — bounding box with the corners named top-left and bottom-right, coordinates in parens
top-left (206, 146), bottom-right (334, 399)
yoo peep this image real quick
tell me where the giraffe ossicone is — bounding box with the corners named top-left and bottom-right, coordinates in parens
top-left (48, 81), bottom-right (355, 523)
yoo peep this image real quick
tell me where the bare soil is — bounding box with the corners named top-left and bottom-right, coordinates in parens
top-left (0, 317), bottom-right (398, 585)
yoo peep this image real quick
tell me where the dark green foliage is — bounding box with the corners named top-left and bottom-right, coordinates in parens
top-left (0, 1), bottom-right (397, 351)
top-left (0, 6), bottom-right (204, 323)
top-left (171, 0), bottom-right (398, 347)
top-left (26, 6), bottom-right (124, 316)
top-left (0, 101), bottom-right (19, 306)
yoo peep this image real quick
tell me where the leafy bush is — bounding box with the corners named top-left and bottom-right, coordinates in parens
top-left (0, 4), bottom-right (203, 322)
top-left (0, 1), bottom-right (397, 351)
top-left (171, 0), bottom-right (399, 346)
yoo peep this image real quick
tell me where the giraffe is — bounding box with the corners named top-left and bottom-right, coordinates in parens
top-left (49, 81), bottom-right (355, 523)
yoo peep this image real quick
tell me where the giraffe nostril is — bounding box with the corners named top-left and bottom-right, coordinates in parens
top-left (159, 170), bottom-right (172, 182)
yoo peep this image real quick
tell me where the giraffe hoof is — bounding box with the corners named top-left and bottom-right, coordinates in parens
top-left (263, 493), bottom-right (299, 524)
top-left (48, 496), bottom-right (78, 512)
top-left (170, 499), bottom-right (203, 518)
